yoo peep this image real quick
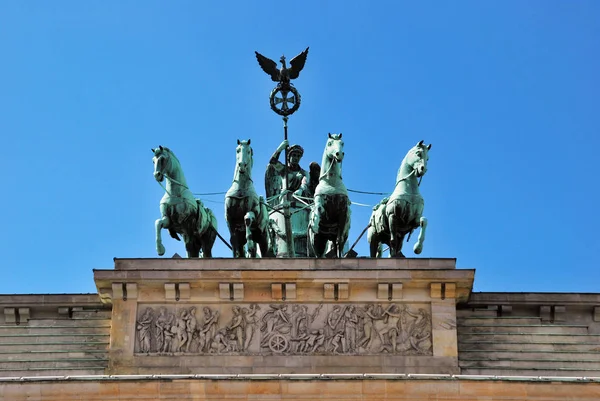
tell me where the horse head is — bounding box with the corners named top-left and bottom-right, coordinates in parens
top-left (326, 133), bottom-right (345, 162)
top-left (407, 140), bottom-right (431, 178)
top-left (235, 139), bottom-right (254, 176)
top-left (152, 145), bottom-right (172, 183)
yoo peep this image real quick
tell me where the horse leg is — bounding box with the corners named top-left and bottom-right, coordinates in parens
top-left (184, 234), bottom-right (200, 258)
top-left (313, 233), bottom-right (327, 258)
top-left (258, 232), bottom-right (270, 258)
top-left (388, 213), bottom-right (398, 257)
top-left (244, 212), bottom-right (257, 258)
top-left (339, 202), bottom-right (351, 258)
top-left (368, 227), bottom-right (381, 258)
top-left (200, 228), bottom-right (217, 258)
top-left (413, 217), bottom-right (428, 254)
top-left (155, 209), bottom-right (169, 256)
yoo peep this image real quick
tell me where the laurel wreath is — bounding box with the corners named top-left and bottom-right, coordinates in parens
top-left (269, 86), bottom-right (301, 116)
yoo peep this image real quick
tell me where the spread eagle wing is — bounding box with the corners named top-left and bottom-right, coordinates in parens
top-left (288, 47), bottom-right (309, 80)
top-left (255, 51), bottom-right (280, 82)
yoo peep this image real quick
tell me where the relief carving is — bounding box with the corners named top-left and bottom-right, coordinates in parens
top-left (135, 303), bottom-right (432, 356)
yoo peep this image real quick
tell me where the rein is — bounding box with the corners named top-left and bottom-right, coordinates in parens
top-left (319, 156), bottom-right (340, 181)
top-left (156, 173), bottom-right (190, 198)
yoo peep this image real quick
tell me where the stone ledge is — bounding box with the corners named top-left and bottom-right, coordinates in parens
top-left (0, 294), bottom-right (103, 307)
top-left (111, 257), bottom-right (458, 271)
top-left (468, 292), bottom-right (600, 306)
top-left (1, 372), bottom-right (599, 382)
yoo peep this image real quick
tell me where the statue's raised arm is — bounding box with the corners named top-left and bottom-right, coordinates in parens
top-left (264, 140), bottom-right (308, 207)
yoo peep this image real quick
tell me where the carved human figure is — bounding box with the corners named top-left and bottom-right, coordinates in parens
top-left (296, 305), bottom-right (310, 338)
top-left (163, 312), bottom-right (177, 353)
top-left (186, 307), bottom-right (198, 352)
top-left (227, 305), bottom-right (246, 352)
top-left (330, 332), bottom-right (344, 354)
top-left (325, 306), bottom-right (345, 351)
top-left (200, 307), bottom-right (219, 352)
top-left (210, 328), bottom-right (230, 354)
top-left (242, 304), bottom-right (260, 351)
top-left (312, 329), bottom-right (325, 352)
top-left (136, 307), bottom-right (154, 353)
top-left (175, 309), bottom-right (189, 352)
top-left (154, 307), bottom-right (168, 352)
top-left (409, 308), bottom-right (432, 353)
top-left (343, 305), bottom-right (359, 353)
top-left (358, 304), bottom-right (380, 351)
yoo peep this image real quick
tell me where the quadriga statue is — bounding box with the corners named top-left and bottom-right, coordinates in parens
top-left (368, 140), bottom-right (431, 257)
top-left (152, 146), bottom-right (217, 257)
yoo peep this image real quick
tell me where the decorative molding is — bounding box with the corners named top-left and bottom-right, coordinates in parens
top-left (377, 283), bottom-right (403, 300)
top-left (112, 283), bottom-right (138, 301)
top-left (219, 283), bottom-right (244, 301)
top-left (272, 283), bottom-right (296, 300)
top-left (324, 283), bottom-right (349, 300)
top-left (430, 283), bottom-right (442, 299)
top-left (4, 308), bottom-right (16, 324)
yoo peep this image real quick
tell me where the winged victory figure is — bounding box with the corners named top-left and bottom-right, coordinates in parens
top-left (255, 47), bottom-right (309, 89)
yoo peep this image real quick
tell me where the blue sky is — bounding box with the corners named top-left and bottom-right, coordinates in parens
top-left (0, 1), bottom-right (598, 294)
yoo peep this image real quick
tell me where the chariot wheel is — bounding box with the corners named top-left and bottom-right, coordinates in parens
top-left (268, 334), bottom-right (288, 353)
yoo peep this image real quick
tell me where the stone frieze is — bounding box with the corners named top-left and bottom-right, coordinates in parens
top-left (135, 303), bottom-right (432, 356)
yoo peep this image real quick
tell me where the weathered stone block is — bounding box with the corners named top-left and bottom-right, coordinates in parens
top-left (594, 306), bottom-right (600, 322)
top-left (165, 283), bottom-right (177, 301)
top-left (445, 283), bottom-right (456, 299)
top-left (219, 283), bottom-right (230, 299)
top-left (324, 283), bottom-right (335, 299)
top-left (377, 283), bottom-right (388, 300)
top-left (430, 282), bottom-right (442, 299)
top-left (112, 282), bottom-right (137, 300)
top-left (3, 307), bottom-right (16, 324)
top-left (271, 283), bottom-right (283, 300)
top-left (233, 283), bottom-right (244, 300)
top-left (338, 283), bottom-right (349, 299)
top-left (377, 283), bottom-right (403, 300)
top-left (554, 305), bottom-right (566, 322)
top-left (178, 283), bottom-right (190, 300)
top-left (126, 283), bottom-right (138, 299)
top-left (18, 307), bottom-right (30, 324)
top-left (540, 305), bottom-right (551, 322)
top-left (285, 283), bottom-right (297, 299)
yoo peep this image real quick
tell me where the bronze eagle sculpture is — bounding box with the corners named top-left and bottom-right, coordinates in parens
top-left (255, 47), bottom-right (309, 88)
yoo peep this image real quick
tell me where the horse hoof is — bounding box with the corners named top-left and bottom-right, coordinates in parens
top-left (414, 243), bottom-right (423, 254)
top-left (157, 244), bottom-right (165, 256)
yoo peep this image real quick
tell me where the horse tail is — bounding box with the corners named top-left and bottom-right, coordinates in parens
top-left (205, 207), bottom-right (218, 232)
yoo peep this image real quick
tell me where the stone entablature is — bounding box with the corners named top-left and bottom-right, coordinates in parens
top-left (93, 257), bottom-right (474, 375)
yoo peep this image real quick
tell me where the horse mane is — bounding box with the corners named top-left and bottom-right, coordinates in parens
top-left (160, 147), bottom-right (181, 166)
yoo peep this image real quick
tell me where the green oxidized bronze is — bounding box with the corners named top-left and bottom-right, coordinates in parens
top-left (265, 139), bottom-right (319, 257)
top-left (255, 48), bottom-right (309, 117)
top-left (368, 140), bottom-right (431, 257)
top-left (308, 133), bottom-right (351, 258)
top-left (225, 139), bottom-right (273, 258)
top-left (152, 146), bottom-right (217, 258)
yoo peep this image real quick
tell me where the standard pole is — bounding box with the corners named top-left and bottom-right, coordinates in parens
top-left (282, 116), bottom-right (295, 257)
